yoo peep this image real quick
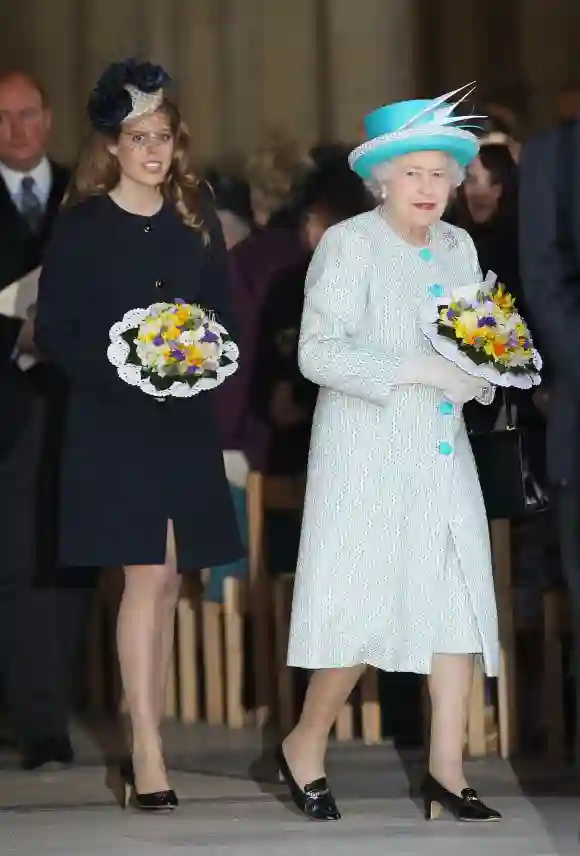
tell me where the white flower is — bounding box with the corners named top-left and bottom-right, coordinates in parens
top-left (178, 330), bottom-right (198, 346)
top-left (148, 303), bottom-right (173, 317)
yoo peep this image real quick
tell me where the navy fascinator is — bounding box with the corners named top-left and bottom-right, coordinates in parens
top-left (87, 57), bottom-right (172, 134)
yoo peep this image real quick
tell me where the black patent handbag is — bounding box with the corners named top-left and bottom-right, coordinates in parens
top-left (469, 390), bottom-right (549, 520)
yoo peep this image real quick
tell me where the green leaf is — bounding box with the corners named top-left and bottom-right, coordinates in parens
top-left (436, 325), bottom-right (457, 343)
top-left (148, 373), bottom-right (174, 391)
top-left (121, 329), bottom-right (137, 346)
top-left (121, 329), bottom-right (140, 365)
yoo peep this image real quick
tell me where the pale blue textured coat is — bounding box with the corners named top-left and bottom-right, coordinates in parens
top-left (287, 210), bottom-right (499, 676)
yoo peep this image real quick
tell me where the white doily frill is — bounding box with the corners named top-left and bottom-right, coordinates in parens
top-left (107, 307), bottom-right (239, 398)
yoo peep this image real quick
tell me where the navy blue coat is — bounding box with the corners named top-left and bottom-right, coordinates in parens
top-left (35, 192), bottom-right (243, 570)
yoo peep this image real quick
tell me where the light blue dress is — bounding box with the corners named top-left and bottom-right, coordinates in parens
top-left (286, 210), bottom-right (499, 676)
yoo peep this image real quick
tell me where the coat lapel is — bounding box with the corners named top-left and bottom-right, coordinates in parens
top-left (0, 162), bottom-right (70, 243)
top-left (0, 174), bottom-right (26, 233)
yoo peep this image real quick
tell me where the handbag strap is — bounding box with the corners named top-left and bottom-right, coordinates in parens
top-left (501, 388), bottom-right (517, 430)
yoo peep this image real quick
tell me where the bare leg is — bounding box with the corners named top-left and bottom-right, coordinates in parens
top-left (117, 522), bottom-right (180, 794)
top-left (282, 665), bottom-right (365, 788)
top-left (428, 653), bottom-right (474, 795)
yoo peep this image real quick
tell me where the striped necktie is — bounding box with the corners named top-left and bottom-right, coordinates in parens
top-left (20, 175), bottom-right (43, 232)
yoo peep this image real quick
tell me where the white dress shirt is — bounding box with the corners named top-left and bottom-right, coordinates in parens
top-left (0, 156), bottom-right (52, 211)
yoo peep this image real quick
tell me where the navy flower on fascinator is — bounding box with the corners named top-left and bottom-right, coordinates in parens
top-left (87, 57), bottom-right (172, 134)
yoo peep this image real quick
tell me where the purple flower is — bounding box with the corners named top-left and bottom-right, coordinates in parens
top-left (170, 348), bottom-right (185, 360)
top-left (477, 316), bottom-right (497, 328)
top-left (186, 365), bottom-right (201, 376)
top-left (153, 335), bottom-right (164, 346)
top-left (447, 308), bottom-right (457, 320)
top-left (174, 297), bottom-right (185, 304)
top-left (200, 328), bottom-right (219, 344)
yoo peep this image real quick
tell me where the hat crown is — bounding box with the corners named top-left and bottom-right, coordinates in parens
top-left (349, 83), bottom-right (483, 179)
top-left (363, 99), bottom-right (445, 140)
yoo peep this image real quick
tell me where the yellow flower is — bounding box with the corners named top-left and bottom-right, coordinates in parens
top-left (492, 285), bottom-right (515, 313)
top-left (174, 306), bottom-right (190, 325)
top-left (183, 344), bottom-right (204, 366)
top-left (163, 325), bottom-right (181, 341)
top-left (453, 310), bottom-right (479, 344)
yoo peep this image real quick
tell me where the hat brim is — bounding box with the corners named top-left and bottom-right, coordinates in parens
top-left (350, 135), bottom-right (478, 179)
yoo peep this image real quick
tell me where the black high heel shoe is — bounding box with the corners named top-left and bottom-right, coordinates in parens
top-left (421, 773), bottom-right (501, 822)
top-left (275, 745), bottom-right (341, 822)
top-left (119, 758), bottom-right (179, 812)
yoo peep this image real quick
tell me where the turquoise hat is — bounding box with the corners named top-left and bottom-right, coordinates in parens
top-left (349, 83), bottom-right (482, 180)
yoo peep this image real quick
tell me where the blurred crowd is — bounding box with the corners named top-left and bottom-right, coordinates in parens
top-left (1, 66), bottom-right (579, 767)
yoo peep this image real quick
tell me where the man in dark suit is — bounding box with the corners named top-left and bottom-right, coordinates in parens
top-left (519, 119), bottom-right (580, 768)
top-left (0, 70), bottom-right (86, 770)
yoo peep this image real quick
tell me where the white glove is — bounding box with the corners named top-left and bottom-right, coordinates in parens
top-left (397, 353), bottom-right (490, 405)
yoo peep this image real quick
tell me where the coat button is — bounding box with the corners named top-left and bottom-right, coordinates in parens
top-left (155, 279), bottom-right (164, 289)
top-left (144, 224), bottom-right (152, 233)
top-left (439, 442), bottom-right (453, 456)
top-left (419, 247), bottom-right (432, 261)
top-left (428, 283), bottom-right (444, 298)
top-left (437, 402), bottom-right (453, 415)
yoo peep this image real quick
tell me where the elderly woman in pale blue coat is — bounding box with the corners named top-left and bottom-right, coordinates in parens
top-left (275, 86), bottom-right (501, 825)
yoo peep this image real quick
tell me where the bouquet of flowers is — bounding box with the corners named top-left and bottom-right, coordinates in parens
top-left (420, 273), bottom-right (542, 389)
top-left (107, 299), bottom-right (239, 398)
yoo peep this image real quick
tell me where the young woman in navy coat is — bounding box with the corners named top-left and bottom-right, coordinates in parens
top-left (35, 60), bottom-right (242, 810)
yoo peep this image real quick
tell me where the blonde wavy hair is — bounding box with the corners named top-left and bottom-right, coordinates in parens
top-left (246, 133), bottom-right (311, 224)
top-left (65, 99), bottom-right (207, 238)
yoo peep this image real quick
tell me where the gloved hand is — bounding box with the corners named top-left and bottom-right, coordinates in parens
top-left (397, 353), bottom-right (491, 405)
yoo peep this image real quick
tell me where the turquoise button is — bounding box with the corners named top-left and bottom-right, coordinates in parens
top-left (419, 247), bottom-right (432, 261)
top-left (428, 283), bottom-right (444, 298)
top-left (439, 442), bottom-right (453, 456)
top-left (438, 402), bottom-right (453, 415)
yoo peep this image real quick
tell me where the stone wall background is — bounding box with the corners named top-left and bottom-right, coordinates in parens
top-left (0, 0), bottom-right (578, 165)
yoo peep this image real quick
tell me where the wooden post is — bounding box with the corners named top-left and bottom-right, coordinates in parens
top-left (543, 590), bottom-right (566, 759)
top-left (491, 519), bottom-right (517, 758)
top-left (202, 599), bottom-right (225, 724)
top-left (273, 574), bottom-right (295, 733)
top-left (361, 668), bottom-right (382, 744)
top-left (335, 702), bottom-right (355, 741)
top-left (177, 593), bottom-right (199, 724)
top-left (224, 577), bottom-right (245, 729)
top-left (246, 472), bottom-right (274, 727)
top-left (164, 633), bottom-right (177, 720)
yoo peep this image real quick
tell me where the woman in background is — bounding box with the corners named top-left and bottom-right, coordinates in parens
top-left (451, 144), bottom-right (519, 304)
top-left (252, 161), bottom-right (373, 475)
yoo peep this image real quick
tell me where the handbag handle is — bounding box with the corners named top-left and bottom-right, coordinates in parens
top-left (502, 388), bottom-right (517, 431)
